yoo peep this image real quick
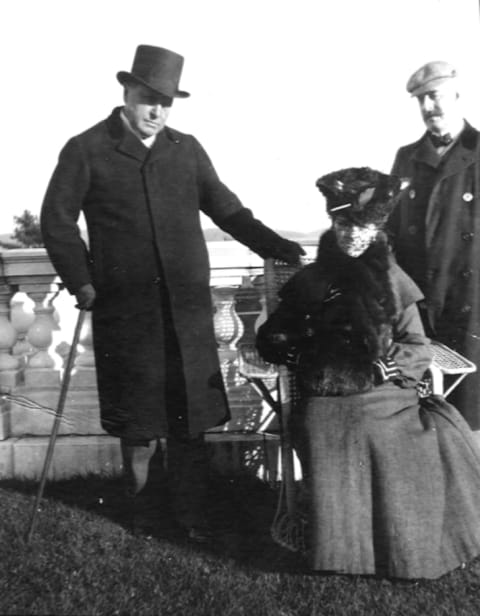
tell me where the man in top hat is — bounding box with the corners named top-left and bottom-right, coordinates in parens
top-left (40, 44), bottom-right (304, 541)
top-left (387, 60), bottom-right (480, 429)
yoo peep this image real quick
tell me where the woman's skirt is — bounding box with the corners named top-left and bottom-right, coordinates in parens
top-left (291, 384), bottom-right (480, 579)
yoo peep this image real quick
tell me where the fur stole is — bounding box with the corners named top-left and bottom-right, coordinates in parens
top-left (297, 230), bottom-right (397, 396)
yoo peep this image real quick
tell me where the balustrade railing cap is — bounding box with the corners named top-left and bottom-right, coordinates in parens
top-left (0, 248), bottom-right (58, 283)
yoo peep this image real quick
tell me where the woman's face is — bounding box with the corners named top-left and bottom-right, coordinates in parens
top-left (333, 219), bottom-right (378, 257)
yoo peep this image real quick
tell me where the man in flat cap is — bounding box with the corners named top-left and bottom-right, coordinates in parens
top-left (387, 60), bottom-right (480, 429)
top-left (40, 44), bottom-right (304, 541)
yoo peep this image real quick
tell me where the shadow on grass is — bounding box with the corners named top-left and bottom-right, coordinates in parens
top-left (0, 473), bottom-right (305, 574)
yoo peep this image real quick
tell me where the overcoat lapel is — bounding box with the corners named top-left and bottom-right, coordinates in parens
top-left (436, 126), bottom-right (478, 181)
top-left (116, 131), bottom-right (150, 162)
top-left (411, 134), bottom-right (441, 169)
top-left (147, 126), bottom-right (179, 164)
top-left (411, 124), bottom-right (478, 177)
top-left (105, 107), bottom-right (150, 162)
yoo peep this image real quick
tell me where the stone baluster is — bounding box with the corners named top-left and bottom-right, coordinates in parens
top-left (69, 310), bottom-right (96, 385)
top-left (0, 284), bottom-right (20, 390)
top-left (10, 293), bottom-right (35, 366)
top-left (212, 286), bottom-right (244, 351)
top-left (212, 286), bottom-right (244, 388)
top-left (58, 309), bottom-right (102, 435)
top-left (234, 276), bottom-right (262, 346)
top-left (76, 311), bottom-right (95, 365)
top-left (21, 284), bottom-right (60, 388)
top-left (0, 283), bottom-right (20, 441)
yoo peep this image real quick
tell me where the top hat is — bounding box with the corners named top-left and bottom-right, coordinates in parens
top-left (406, 60), bottom-right (457, 97)
top-left (316, 167), bottom-right (406, 227)
top-left (117, 45), bottom-right (190, 98)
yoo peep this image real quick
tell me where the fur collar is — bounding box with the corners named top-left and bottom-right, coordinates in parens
top-left (295, 229), bottom-right (398, 395)
top-left (314, 229), bottom-right (397, 323)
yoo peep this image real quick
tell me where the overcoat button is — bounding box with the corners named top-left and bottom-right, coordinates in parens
top-left (461, 269), bottom-right (472, 278)
top-left (409, 189), bottom-right (416, 199)
top-left (461, 232), bottom-right (474, 241)
top-left (408, 225), bottom-right (417, 235)
top-left (463, 192), bottom-right (473, 202)
top-left (461, 305), bottom-right (472, 313)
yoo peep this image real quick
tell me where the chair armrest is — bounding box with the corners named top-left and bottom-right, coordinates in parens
top-left (426, 341), bottom-right (476, 396)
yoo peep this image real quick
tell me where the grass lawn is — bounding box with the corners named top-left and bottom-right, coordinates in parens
top-left (1, 474), bottom-right (480, 616)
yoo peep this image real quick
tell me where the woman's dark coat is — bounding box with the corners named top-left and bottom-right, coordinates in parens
top-left (388, 123), bottom-right (480, 428)
top-left (40, 107), bottom-right (291, 441)
top-left (256, 231), bottom-right (431, 396)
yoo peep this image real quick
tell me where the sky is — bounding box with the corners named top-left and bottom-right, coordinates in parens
top-left (2, 0), bottom-right (479, 235)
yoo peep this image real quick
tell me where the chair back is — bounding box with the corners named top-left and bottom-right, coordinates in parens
top-left (263, 257), bottom-right (314, 314)
top-left (263, 258), bottom-right (307, 315)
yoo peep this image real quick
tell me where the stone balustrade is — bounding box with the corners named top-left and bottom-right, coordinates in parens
top-left (0, 244), bottom-right (313, 481)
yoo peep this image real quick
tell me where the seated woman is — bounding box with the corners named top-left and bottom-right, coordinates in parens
top-left (256, 167), bottom-right (480, 580)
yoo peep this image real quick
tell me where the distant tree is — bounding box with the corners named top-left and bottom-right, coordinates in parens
top-left (11, 210), bottom-right (43, 247)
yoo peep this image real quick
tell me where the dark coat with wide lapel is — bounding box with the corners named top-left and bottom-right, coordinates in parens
top-left (41, 107), bottom-right (284, 440)
top-left (388, 122), bottom-right (480, 428)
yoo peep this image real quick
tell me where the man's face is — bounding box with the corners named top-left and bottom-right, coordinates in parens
top-left (123, 83), bottom-right (172, 138)
top-left (333, 219), bottom-right (378, 257)
top-left (417, 82), bottom-right (459, 135)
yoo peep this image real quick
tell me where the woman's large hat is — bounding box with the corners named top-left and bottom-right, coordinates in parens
top-left (117, 45), bottom-right (190, 98)
top-left (316, 167), bottom-right (407, 227)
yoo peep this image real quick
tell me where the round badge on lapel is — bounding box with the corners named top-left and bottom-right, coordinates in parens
top-left (463, 192), bottom-right (473, 202)
top-left (409, 189), bottom-right (416, 199)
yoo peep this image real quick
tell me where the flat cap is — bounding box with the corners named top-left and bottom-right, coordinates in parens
top-left (406, 60), bottom-right (457, 96)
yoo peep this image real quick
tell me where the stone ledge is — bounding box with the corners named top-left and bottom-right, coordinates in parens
top-left (0, 432), bottom-right (285, 481)
top-left (0, 438), bottom-right (17, 478)
top-left (12, 435), bottom-right (122, 480)
top-left (9, 388), bottom-right (104, 437)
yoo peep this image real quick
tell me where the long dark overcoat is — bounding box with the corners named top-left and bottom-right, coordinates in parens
top-left (40, 107), bottom-right (284, 441)
top-left (388, 123), bottom-right (480, 428)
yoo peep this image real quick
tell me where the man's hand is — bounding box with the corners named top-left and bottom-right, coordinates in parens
top-left (75, 283), bottom-right (96, 310)
top-left (271, 239), bottom-right (306, 266)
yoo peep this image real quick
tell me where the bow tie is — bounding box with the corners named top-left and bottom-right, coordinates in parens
top-left (429, 132), bottom-right (453, 148)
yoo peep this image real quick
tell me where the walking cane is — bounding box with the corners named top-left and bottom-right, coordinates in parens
top-left (26, 309), bottom-right (86, 544)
